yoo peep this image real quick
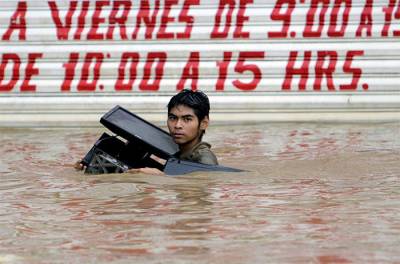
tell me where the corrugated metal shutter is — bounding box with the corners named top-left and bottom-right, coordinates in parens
top-left (0, 0), bottom-right (399, 127)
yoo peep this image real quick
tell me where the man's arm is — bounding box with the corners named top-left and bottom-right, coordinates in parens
top-left (126, 167), bottom-right (164, 175)
top-left (126, 154), bottom-right (166, 175)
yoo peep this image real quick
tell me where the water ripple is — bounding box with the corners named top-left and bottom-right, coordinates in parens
top-left (1, 124), bottom-right (399, 263)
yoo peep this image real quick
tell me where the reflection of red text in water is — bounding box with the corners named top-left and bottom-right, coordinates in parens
top-left (277, 130), bottom-right (339, 160)
top-left (276, 129), bottom-right (363, 160)
top-left (218, 130), bottom-right (264, 159)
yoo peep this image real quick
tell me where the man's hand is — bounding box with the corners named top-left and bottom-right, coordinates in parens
top-left (74, 160), bottom-right (85, 171)
top-left (126, 167), bottom-right (164, 175)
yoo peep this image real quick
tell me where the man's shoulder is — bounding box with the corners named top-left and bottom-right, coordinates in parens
top-left (191, 142), bottom-right (218, 165)
top-left (194, 142), bottom-right (211, 150)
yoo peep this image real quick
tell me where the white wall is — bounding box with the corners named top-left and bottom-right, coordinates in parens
top-left (1, 0), bottom-right (399, 127)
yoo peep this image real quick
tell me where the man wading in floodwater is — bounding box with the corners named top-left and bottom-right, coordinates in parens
top-left (75, 89), bottom-right (218, 174)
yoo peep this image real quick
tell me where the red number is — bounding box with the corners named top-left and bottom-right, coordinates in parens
top-left (215, 52), bottom-right (233, 91)
top-left (61, 53), bottom-right (79, 91)
top-left (268, 0), bottom-right (296, 38)
top-left (115, 52), bottom-right (139, 91)
top-left (303, 0), bottom-right (329, 38)
top-left (77, 53), bottom-right (104, 91)
top-left (327, 0), bottom-right (351, 37)
top-left (232, 51), bottom-right (264, 91)
top-left (139, 52), bottom-right (167, 91)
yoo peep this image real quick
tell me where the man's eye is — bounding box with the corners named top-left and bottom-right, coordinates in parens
top-left (168, 116), bottom-right (177, 121)
top-left (183, 117), bottom-right (192, 122)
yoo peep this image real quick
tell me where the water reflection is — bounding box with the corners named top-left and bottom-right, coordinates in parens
top-left (0, 123), bottom-right (399, 263)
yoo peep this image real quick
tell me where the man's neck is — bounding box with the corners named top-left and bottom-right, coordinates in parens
top-left (179, 137), bottom-right (201, 154)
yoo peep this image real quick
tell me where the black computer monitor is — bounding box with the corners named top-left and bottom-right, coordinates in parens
top-left (82, 106), bottom-right (243, 175)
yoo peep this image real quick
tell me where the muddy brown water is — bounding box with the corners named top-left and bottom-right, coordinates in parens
top-left (0, 122), bottom-right (399, 263)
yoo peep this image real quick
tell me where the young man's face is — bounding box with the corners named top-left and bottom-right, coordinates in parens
top-left (167, 105), bottom-right (208, 146)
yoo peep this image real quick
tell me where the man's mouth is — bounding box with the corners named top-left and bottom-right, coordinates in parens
top-left (173, 133), bottom-right (185, 138)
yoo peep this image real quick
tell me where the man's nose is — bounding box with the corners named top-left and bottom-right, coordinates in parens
top-left (175, 118), bottom-right (183, 128)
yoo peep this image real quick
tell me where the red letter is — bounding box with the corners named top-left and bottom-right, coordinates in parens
top-left (2, 1), bottom-right (27, 40)
top-left (157, 0), bottom-right (178, 39)
top-left (48, 1), bottom-right (78, 40)
top-left (139, 52), bottom-right (167, 91)
top-left (0, 54), bottom-right (21, 92)
top-left (88, 1), bottom-right (110, 40)
top-left (233, 0), bottom-right (253, 39)
top-left (283, 51), bottom-right (312, 90)
top-left (215, 52), bottom-right (232, 91)
top-left (177, 0), bottom-right (200, 39)
top-left (232, 51), bottom-right (264, 91)
top-left (382, 0), bottom-right (396, 37)
top-left (211, 0), bottom-right (235, 38)
top-left (356, 0), bottom-right (373, 37)
top-left (314, 51), bottom-right (337, 90)
top-left (382, 0), bottom-right (400, 37)
top-left (21, 53), bottom-right (43, 92)
top-left (340, 50), bottom-right (364, 90)
top-left (106, 0), bottom-right (132, 40)
top-left (395, 1), bottom-right (400, 36)
top-left (177, 52), bottom-right (200, 90)
top-left (115, 52), bottom-right (139, 91)
top-left (74, 1), bottom-right (90, 40)
top-left (328, 0), bottom-right (351, 37)
top-left (268, 0), bottom-right (296, 38)
top-left (132, 0), bottom-right (160, 39)
top-left (78, 53), bottom-right (104, 91)
top-left (303, 0), bottom-right (329, 38)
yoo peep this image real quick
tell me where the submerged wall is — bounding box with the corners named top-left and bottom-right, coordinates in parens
top-left (0, 0), bottom-right (399, 127)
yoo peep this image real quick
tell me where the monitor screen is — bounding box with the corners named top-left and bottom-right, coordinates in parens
top-left (100, 106), bottom-right (179, 157)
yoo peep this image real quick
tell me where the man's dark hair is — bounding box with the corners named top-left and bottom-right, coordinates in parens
top-left (167, 89), bottom-right (210, 121)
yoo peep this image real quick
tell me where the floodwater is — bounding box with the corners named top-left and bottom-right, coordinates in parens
top-left (0, 122), bottom-right (399, 263)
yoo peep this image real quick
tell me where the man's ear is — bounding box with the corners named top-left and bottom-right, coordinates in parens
top-left (200, 116), bottom-right (209, 130)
